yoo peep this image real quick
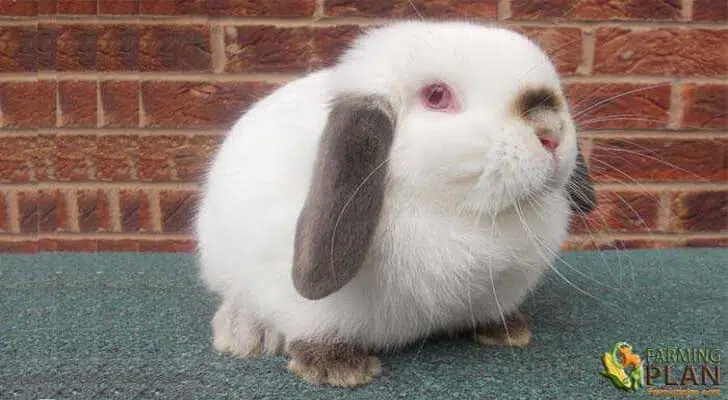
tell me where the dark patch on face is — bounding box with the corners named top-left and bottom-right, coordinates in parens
top-left (515, 86), bottom-right (563, 118)
top-left (292, 94), bottom-right (395, 301)
top-left (567, 150), bottom-right (597, 214)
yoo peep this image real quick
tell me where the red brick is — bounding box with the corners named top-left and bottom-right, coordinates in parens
top-left (54, 239), bottom-right (98, 252)
top-left (97, 135), bottom-right (138, 181)
top-left (120, 190), bottom-right (152, 232)
top-left (569, 191), bottom-right (660, 233)
top-left (509, 0), bottom-right (681, 20)
top-left (326, 0), bottom-right (497, 18)
top-left (38, 239), bottom-right (57, 251)
top-left (566, 83), bottom-right (671, 129)
top-left (98, 240), bottom-right (141, 252)
top-left (35, 135), bottom-right (56, 181)
top-left (138, 239), bottom-right (196, 252)
top-left (589, 138), bottom-right (727, 182)
top-left (669, 191), bottom-right (727, 232)
top-left (685, 238), bottom-right (728, 248)
top-left (225, 26), bottom-right (313, 73)
top-left (0, 81), bottom-right (56, 128)
top-left (37, 24), bottom-right (57, 70)
top-left (0, 27), bottom-right (37, 72)
top-left (138, 135), bottom-right (186, 181)
top-left (77, 189), bottom-right (112, 232)
top-left (0, 0), bottom-right (38, 16)
top-left (159, 191), bottom-right (199, 233)
top-left (99, 0), bottom-right (139, 14)
top-left (0, 240), bottom-right (39, 254)
top-left (514, 27), bottom-right (583, 75)
top-left (680, 84), bottom-right (728, 129)
top-left (38, 0), bottom-right (56, 14)
top-left (38, 189), bottom-right (70, 232)
top-left (58, 81), bottom-right (97, 128)
top-left (0, 135), bottom-right (35, 183)
top-left (98, 25), bottom-right (140, 71)
top-left (209, 0), bottom-right (315, 16)
top-left (0, 191), bottom-right (6, 232)
top-left (56, 24), bottom-right (98, 71)
top-left (18, 191), bottom-right (38, 233)
top-left (100, 81), bottom-right (139, 127)
top-left (563, 238), bottom-right (680, 251)
top-left (57, 0), bottom-right (97, 14)
top-left (139, 0), bottom-right (205, 14)
top-left (594, 28), bottom-right (727, 77)
top-left (312, 25), bottom-right (365, 69)
top-left (694, 0), bottom-right (728, 21)
top-left (140, 25), bottom-right (211, 72)
top-left (141, 81), bottom-right (276, 128)
top-left (55, 135), bottom-right (97, 181)
top-left (178, 135), bottom-right (223, 181)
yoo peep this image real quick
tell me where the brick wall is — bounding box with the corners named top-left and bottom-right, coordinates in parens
top-left (0, 0), bottom-right (725, 253)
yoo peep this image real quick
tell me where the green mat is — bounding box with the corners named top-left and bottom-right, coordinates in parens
top-left (1, 249), bottom-right (726, 399)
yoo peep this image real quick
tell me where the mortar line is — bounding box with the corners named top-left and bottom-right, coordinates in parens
top-left (55, 79), bottom-right (61, 128)
top-left (0, 233), bottom-right (194, 241)
top-left (497, 0), bottom-right (511, 20)
top-left (568, 232), bottom-right (728, 241)
top-left (313, 0), bottom-right (326, 19)
top-left (682, 0), bottom-right (695, 20)
top-left (1, 181), bottom-right (724, 191)
top-left (1, 15), bottom-right (724, 28)
top-left (656, 191), bottom-right (673, 232)
top-left (96, 79), bottom-right (104, 127)
top-left (148, 189), bottom-right (162, 233)
top-left (576, 27), bottom-right (595, 76)
top-left (0, 72), bottom-right (300, 82)
top-left (6, 190), bottom-right (20, 234)
top-left (108, 188), bottom-right (122, 233)
top-left (2, 128), bottom-right (724, 138)
top-left (668, 81), bottom-right (684, 129)
top-left (0, 72), bottom-right (724, 84)
top-left (210, 23), bottom-right (226, 74)
top-left (138, 79), bottom-right (146, 127)
top-left (66, 187), bottom-right (80, 232)
top-left (0, 231), bottom-right (724, 242)
top-left (581, 131), bottom-right (728, 138)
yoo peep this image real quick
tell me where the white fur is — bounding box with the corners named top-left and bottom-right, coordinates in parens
top-left (196, 21), bottom-right (576, 354)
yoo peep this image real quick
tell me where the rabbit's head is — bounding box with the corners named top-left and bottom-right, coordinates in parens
top-left (293, 21), bottom-right (595, 300)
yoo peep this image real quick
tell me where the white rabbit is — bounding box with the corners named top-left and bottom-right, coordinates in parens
top-left (195, 20), bottom-right (595, 387)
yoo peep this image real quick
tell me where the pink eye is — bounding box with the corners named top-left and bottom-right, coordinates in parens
top-left (420, 83), bottom-right (459, 113)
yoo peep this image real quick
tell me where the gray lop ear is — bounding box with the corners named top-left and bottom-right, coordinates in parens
top-left (567, 150), bottom-right (597, 214)
top-left (292, 95), bottom-right (395, 300)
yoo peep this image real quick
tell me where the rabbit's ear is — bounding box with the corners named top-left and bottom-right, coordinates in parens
top-left (567, 150), bottom-right (597, 214)
top-left (292, 95), bottom-right (395, 300)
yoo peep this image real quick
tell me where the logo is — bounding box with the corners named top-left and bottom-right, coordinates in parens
top-left (600, 342), bottom-right (723, 397)
top-left (601, 342), bottom-right (645, 391)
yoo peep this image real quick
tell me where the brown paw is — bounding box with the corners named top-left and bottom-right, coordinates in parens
top-left (475, 312), bottom-right (531, 348)
top-left (287, 341), bottom-right (382, 387)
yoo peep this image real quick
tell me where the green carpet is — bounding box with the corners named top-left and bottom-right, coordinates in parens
top-left (1, 249), bottom-right (726, 399)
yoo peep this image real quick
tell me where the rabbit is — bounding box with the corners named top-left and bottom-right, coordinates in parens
top-left (195, 20), bottom-right (596, 388)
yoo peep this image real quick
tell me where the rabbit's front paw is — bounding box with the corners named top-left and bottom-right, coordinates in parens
top-left (287, 341), bottom-right (382, 387)
top-left (475, 312), bottom-right (531, 348)
top-left (211, 301), bottom-right (284, 357)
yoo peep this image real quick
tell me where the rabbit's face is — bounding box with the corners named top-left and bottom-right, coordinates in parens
top-left (332, 22), bottom-right (579, 214)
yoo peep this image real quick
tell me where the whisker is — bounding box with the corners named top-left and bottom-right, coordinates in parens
top-left (571, 82), bottom-right (671, 120)
top-left (329, 157), bottom-right (392, 274)
top-left (592, 145), bottom-right (710, 183)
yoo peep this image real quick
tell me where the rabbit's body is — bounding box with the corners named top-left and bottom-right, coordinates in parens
top-left (197, 68), bottom-right (570, 353)
top-left (196, 21), bottom-right (595, 386)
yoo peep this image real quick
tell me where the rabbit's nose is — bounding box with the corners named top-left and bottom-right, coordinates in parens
top-left (536, 128), bottom-right (559, 152)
